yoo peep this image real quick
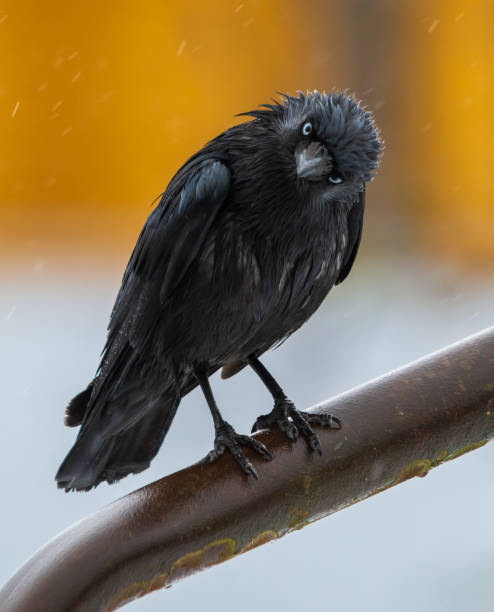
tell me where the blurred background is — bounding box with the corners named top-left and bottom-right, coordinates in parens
top-left (1, 1), bottom-right (493, 610)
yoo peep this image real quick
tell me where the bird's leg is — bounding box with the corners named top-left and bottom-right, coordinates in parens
top-left (247, 355), bottom-right (341, 454)
top-left (194, 367), bottom-right (272, 479)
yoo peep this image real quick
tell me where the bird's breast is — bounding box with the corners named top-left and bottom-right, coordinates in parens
top-left (165, 202), bottom-right (349, 365)
top-left (221, 203), bottom-right (349, 319)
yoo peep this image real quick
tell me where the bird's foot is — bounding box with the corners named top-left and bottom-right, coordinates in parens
top-left (251, 399), bottom-right (341, 455)
top-left (204, 421), bottom-right (273, 479)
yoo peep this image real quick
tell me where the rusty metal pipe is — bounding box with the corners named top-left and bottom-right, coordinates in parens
top-left (1, 327), bottom-right (493, 611)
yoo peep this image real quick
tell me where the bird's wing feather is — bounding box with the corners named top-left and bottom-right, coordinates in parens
top-left (335, 188), bottom-right (365, 285)
top-left (84, 158), bottom-right (230, 426)
top-left (108, 158), bottom-right (230, 349)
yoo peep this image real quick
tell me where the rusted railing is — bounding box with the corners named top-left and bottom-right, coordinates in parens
top-left (1, 326), bottom-right (493, 612)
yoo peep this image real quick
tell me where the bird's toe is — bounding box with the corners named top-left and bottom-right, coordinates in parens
top-left (204, 422), bottom-right (271, 477)
top-left (303, 412), bottom-right (342, 430)
top-left (237, 435), bottom-right (273, 461)
top-left (252, 400), bottom-right (341, 454)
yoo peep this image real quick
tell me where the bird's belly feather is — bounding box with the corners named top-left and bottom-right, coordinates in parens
top-left (161, 218), bottom-right (347, 367)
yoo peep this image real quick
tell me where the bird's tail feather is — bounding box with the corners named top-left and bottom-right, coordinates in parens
top-left (55, 394), bottom-right (180, 492)
top-left (64, 381), bottom-right (94, 427)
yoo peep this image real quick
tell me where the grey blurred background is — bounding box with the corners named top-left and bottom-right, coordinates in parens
top-left (1, 253), bottom-right (493, 611)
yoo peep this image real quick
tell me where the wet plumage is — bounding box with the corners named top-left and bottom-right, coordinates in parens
top-left (56, 91), bottom-right (383, 491)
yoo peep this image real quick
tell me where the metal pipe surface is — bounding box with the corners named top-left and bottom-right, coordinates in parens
top-left (1, 327), bottom-right (493, 611)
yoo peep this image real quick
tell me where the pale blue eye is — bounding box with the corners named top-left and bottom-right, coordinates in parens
top-left (329, 175), bottom-right (343, 184)
top-left (301, 122), bottom-right (312, 136)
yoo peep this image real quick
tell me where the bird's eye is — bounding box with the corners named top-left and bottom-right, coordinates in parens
top-left (301, 122), bottom-right (313, 136)
top-left (329, 175), bottom-right (343, 184)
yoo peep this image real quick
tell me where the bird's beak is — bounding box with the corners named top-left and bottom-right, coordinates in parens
top-left (295, 140), bottom-right (332, 181)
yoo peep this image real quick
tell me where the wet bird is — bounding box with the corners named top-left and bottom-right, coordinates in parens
top-left (56, 91), bottom-right (383, 491)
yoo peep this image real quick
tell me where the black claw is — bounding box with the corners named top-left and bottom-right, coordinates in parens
top-left (251, 441), bottom-right (273, 461)
top-left (237, 435), bottom-right (273, 461)
top-left (331, 415), bottom-right (342, 429)
top-left (205, 446), bottom-right (225, 463)
top-left (251, 420), bottom-right (261, 434)
top-left (310, 435), bottom-right (323, 455)
top-left (283, 421), bottom-right (298, 440)
top-left (246, 463), bottom-right (259, 479)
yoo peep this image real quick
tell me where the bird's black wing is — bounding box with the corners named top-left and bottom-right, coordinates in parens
top-left (110, 158), bottom-right (231, 347)
top-left (335, 188), bottom-right (365, 285)
top-left (84, 158), bottom-right (231, 427)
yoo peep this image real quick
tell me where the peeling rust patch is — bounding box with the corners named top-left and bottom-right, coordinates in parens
top-left (168, 538), bottom-right (236, 581)
top-left (303, 474), bottom-right (312, 496)
top-left (108, 572), bottom-right (168, 611)
top-left (435, 449), bottom-right (448, 463)
top-left (390, 439), bottom-right (490, 490)
top-left (108, 538), bottom-right (236, 611)
top-left (288, 520), bottom-right (311, 533)
top-left (288, 508), bottom-right (310, 531)
top-left (445, 440), bottom-right (487, 462)
top-left (240, 530), bottom-right (278, 553)
top-left (392, 458), bottom-right (433, 485)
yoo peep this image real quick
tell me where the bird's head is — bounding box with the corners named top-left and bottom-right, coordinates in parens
top-left (240, 90), bottom-right (383, 203)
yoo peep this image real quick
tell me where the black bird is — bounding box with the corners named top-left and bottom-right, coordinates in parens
top-left (56, 91), bottom-right (382, 491)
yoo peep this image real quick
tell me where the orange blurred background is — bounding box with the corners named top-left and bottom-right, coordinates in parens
top-left (1, 1), bottom-right (493, 273)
